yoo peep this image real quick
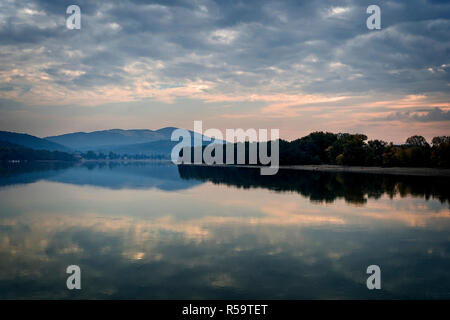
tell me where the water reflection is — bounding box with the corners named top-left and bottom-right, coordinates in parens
top-left (0, 161), bottom-right (201, 191)
top-left (0, 162), bottom-right (449, 299)
top-left (178, 165), bottom-right (450, 205)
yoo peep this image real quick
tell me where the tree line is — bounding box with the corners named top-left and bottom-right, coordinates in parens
top-left (2, 132), bottom-right (449, 168)
top-left (182, 133), bottom-right (450, 168)
top-left (279, 132), bottom-right (449, 168)
top-left (0, 141), bottom-right (77, 161)
top-left (81, 151), bottom-right (168, 160)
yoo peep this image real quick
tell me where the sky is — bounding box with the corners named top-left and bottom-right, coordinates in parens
top-left (0, 0), bottom-right (449, 143)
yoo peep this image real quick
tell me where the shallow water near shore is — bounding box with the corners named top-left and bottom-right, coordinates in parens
top-left (0, 161), bottom-right (449, 299)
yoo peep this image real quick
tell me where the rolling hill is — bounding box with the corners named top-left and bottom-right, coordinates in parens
top-left (45, 127), bottom-right (222, 155)
top-left (0, 128), bottom-right (223, 158)
top-left (0, 141), bottom-right (76, 161)
top-left (0, 131), bottom-right (70, 152)
top-left (45, 128), bottom-right (178, 150)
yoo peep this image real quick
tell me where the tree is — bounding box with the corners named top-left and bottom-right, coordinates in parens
top-left (405, 135), bottom-right (429, 148)
top-left (432, 136), bottom-right (450, 147)
top-left (366, 139), bottom-right (387, 166)
top-left (431, 136), bottom-right (450, 167)
top-left (85, 151), bottom-right (97, 159)
top-left (332, 134), bottom-right (368, 166)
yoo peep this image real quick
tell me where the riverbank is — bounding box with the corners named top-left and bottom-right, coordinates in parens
top-left (179, 163), bottom-right (450, 177)
top-left (281, 165), bottom-right (450, 177)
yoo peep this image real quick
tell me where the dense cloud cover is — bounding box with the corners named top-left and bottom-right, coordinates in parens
top-left (0, 0), bottom-right (449, 141)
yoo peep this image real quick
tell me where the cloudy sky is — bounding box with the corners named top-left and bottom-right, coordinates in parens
top-left (0, 0), bottom-right (449, 142)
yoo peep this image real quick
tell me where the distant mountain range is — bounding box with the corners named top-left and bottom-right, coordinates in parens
top-left (0, 128), bottom-right (221, 157)
top-left (45, 127), bottom-right (178, 150)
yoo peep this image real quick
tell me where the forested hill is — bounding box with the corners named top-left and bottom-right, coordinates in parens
top-left (0, 141), bottom-right (77, 161)
top-left (0, 131), bottom-right (69, 152)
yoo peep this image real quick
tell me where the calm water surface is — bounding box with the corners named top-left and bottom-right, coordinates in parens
top-left (0, 162), bottom-right (449, 299)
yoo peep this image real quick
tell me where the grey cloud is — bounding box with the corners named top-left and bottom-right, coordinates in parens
top-left (0, 0), bottom-right (449, 99)
top-left (374, 107), bottom-right (450, 122)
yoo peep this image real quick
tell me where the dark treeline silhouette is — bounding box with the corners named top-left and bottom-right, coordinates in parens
top-left (279, 132), bottom-right (450, 167)
top-left (0, 141), bottom-right (76, 162)
top-left (181, 133), bottom-right (450, 168)
top-left (81, 150), bottom-right (168, 160)
top-left (178, 165), bottom-right (450, 205)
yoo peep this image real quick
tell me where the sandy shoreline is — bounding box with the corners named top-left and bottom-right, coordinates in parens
top-left (180, 163), bottom-right (450, 177)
